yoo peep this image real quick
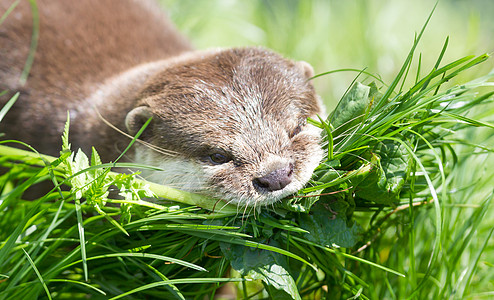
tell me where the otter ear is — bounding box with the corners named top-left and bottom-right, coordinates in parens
top-left (125, 106), bottom-right (153, 136)
top-left (296, 60), bottom-right (315, 79)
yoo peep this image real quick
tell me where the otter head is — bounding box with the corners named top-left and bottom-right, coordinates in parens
top-left (125, 47), bottom-right (324, 207)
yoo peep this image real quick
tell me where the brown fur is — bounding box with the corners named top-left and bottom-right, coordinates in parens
top-left (0, 0), bottom-right (324, 206)
top-left (0, 0), bottom-right (191, 159)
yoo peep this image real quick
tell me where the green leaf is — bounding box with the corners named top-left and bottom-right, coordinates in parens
top-left (298, 202), bottom-right (362, 248)
top-left (71, 148), bottom-right (90, 200)
top-left (312, 159), bottom-right (342, 182)
top-left (281, 190), bottom-right (321, 213)
top-left (354, 140), bottom-right (409, 205)
top-left (61, 111), bottom-right (71, 153)
top-left (368, 81), bottom-right (383, 107)
top-left (220, 242), bottom-right (301, 300)
top-left (329, 81), bottom-right (372, 130)
top-left (90, 146), bottom-right (104, 179)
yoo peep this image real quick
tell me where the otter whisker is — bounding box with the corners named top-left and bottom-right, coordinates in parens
top-left (95, 107), bottom-right (178, 157)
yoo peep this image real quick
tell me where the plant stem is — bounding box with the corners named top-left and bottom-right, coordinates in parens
top-left (0, 144), bottom-right (238, 215)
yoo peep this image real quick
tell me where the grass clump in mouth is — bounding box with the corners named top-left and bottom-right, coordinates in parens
top-left (1, 13), bottom-right (494, 300)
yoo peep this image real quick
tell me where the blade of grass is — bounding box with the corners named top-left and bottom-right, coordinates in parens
top-left (0, 0), bottom-right (19, 26)
top-left (22, 249), bottom-right (52, 300)
top-left (285, 234), bottom-right (405, 277)
top-left (461, 224), bottom-right (494, 298)
top-left (311, 68), bottom-right (386, 86)
top-left (138, 262), bottom-right (185, 300)
top-left (74, 197), bottom-right (87, 281)
top-left (113, 117), bottom-right (152, 164)
top-left (19, 0), bottom-right (39, 85)
top-left (64, 252), bottom-right (208, 272)
top-left (48, 279), bottom-right (106, 296)
top-left (439, 112), bottom-right (494, 129)
top-left (0, 92), bottom-right (19, 123)
top-left (371, 2), bottom-right (437, 113)
top-left (420, 36), bottom-right (449, 92)
top-left (318, 115), bottom-right (334, 160)
top-left (109, 278), bottom-right (246, 300)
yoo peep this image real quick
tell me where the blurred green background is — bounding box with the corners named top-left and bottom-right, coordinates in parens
top-left (160, 0), bottom-right (494, 111)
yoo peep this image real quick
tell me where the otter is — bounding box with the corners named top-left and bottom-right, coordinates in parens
top-left (0, 0), bottom-right (324, 207)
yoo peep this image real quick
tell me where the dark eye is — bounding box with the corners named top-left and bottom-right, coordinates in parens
top-left (289, 125), bottom-right (303, 138)
top-left (209, 152), bottom-right (231, 165)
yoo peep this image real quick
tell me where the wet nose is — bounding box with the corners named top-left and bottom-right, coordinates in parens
top-left (253, 164), bottom-right (294, 192)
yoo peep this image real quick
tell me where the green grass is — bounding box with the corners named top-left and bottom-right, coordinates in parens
top-left (1, 0), bottom-right (494, 299)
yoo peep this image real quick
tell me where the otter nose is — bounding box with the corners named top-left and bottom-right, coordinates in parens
top-left (253, 164), bottom-right (294, 192)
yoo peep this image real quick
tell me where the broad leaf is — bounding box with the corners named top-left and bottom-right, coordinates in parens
top-left (220, 241), bottom-right (301, 300)
top-left (354, 141), bottom-right (409, 204)
top-left (298, 202), bottom-right (362, 248)
top-left (329, 81), bottom-right (372, 131)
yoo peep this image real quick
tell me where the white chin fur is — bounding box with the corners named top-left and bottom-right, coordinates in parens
top-left (134, 150), bottom-right (208, 193)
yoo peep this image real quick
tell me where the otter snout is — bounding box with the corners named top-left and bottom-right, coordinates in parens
top-left (253, 163), bottom-right (294, 192)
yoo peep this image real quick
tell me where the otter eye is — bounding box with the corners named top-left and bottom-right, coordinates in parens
top-left (209, 152), bottom-right (231, 165)
top-left (289, 125), bottom-right (303, 138)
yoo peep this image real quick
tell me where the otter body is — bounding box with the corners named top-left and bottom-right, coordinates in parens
top-left (0, 0), bottom-right (324, 206)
